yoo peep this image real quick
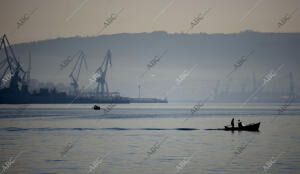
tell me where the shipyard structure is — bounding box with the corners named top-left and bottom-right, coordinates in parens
top-left (0, 34), bottom-right (167, 104)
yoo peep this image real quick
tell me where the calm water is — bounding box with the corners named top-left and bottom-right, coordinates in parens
top-left (0, 103), bottom-right (300, 174)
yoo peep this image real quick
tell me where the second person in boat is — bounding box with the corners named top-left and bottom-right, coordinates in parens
top-left (238, 119), bottom-right (243, 128)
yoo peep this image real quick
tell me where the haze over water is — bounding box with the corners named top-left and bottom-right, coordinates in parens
top-left (0, 103), bottom-right (299, 174)
top-left (1, 0), bottom-right (300, 173)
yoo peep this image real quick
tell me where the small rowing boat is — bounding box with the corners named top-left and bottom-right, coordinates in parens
top-left (224, 122), bottom-right (260, 131)
top-left (93, 105), bottom-right (101, 110)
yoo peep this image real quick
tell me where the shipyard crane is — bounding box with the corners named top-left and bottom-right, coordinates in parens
top-left (289, 72), bottom-right (295, 97)
top-left (0, 34), bottom-right (25, 88)
top-left (69, 50), bottom-right (88, 95)
top-left (213, 80), bottom-right (220, 100)
top-left (20, 53), bottom-right (31, 93)
top-left (95, 49), bottom-right (112, 98)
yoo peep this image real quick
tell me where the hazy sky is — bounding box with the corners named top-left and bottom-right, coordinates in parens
top-left (1, 0), bottom-right (300, 43)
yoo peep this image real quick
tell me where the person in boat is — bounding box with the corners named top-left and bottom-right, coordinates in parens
top-left (238, 119), bottom-right (243, 128)
top-left (231, 118), bottom-right (234, 128)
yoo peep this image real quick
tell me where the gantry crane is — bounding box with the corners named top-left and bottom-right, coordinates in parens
top-left (0, 34), bottom-right (25, 90)
top-left (20, 53), bottom-right (31, 93)
top-left (69, 50), bottom-right (87, 95)
top-left (95, 49), bottom-right (112, 98)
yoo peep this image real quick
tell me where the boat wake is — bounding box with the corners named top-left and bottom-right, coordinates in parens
top-left (0, 127), bottom-right (199, 132)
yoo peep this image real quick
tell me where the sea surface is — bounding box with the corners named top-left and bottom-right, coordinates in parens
top-left (0, 103), bottom-right (300, 174)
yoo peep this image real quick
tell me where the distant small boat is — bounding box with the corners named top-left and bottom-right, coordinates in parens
top-left (224, 122), bottom-right (260, 131)
top-left (93, 105), bottom-right (101, 110)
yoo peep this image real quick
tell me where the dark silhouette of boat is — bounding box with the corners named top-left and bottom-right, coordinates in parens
top-left (93, 105), bottom-right (101, 110)
top-left (224, 122), bottom-right (260, 131)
